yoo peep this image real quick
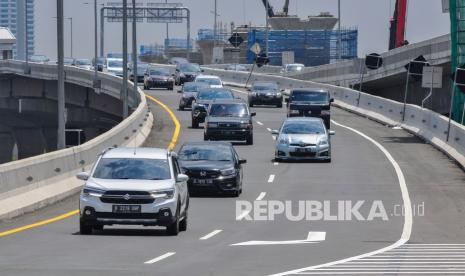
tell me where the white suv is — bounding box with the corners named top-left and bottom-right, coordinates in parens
top-left (77, 147), bottom-right (189, 236)
top-left (194, 75), bottom-right (223, 88)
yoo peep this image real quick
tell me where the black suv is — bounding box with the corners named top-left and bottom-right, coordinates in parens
top-left (286, 89), bottom-right (333, 129)
top-left (174, 63), bottom-right (203, 85)
top-left (178, 142), bottom-right (246, 197)
top-left (204, 99), bottom-right (256, 145)
top-left (248, 81), bottom-right (283, 108)
top-left (178, 82), bottom-right (209, 110)
top-left (191, 88), bottom-right (235, 128)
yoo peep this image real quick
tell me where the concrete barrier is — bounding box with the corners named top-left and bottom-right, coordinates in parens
top-left (205, 67), bottom-right (465, 170)
top-left (0, 61), bottom-right (154, 220)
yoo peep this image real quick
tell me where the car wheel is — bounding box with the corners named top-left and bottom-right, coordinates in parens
top-left (179, 210), bottom-right (188, 232)
top-left (80, 221), bottom-right (93, 235)
top-left (277, 102), bottom-right (283, 108)
top-left (325, 118), bottom-right (331, 129)
top-left (179, 105), bottom-right (184, 111)
top-left (166, 206), bottom-right (180, 236)
top-left (192, 119), bottom-right (199, 128)
top-left (232, 190), bottom-right (240, 197)
top-left (93, 225), bottom-right (103, 231)
top-left (249, 102), bottom-right (254, 107)
top-left (204, 134), bottom-right (209, 141)
top-left (246, 134), bottom-right (253, 145)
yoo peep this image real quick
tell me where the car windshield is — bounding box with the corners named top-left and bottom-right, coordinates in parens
top-left (291, 91), bottom-right (328, 102)
top-left (150, 69), bottom-right (170, 76)
top-left (64, 58), bottom-right (74, 65)
top-left (209, 103), bottom-right (248, 117)
top-left (197, 89), bottom-right (234, 100)
top-left (196, 78), bottom-right (221, 85)
top-left (180, 63), bottom-right (201, 72)
top-left (282, 121), bottom-right (326, 134)
top-left (287, 65), bottom-right (304, 72)
top-left (179, 145), bottom-right (233, 161)
top-left (183, 83), bottom-right (207, 93)
top-left (253, 83), bottom-right (278, 91)
top-left (75, 59), bottom-right (91, 65)
top-left (108, 60), bottom-right (123, 68)
top-left (137, 64), bottom-right (150, 71)
top-left (92, 158), bottom-right (171, 180)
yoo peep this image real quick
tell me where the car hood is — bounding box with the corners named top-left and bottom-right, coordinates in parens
top-left (279, 134), bottom-right (324, 145)
top-left (182, 71), bottom-right (200, 75)
top-left (108, 67), bottom-right (123, 72)
top-left (86, 178), bottom-right (174, 192)
top-left (209, 85), bottom-right (223, 89)
top-left (179, 160), bottom-right (233, 171)
top-left (194, 100), bottom-right (213, 105)
top-left (150, 75), bottom-right (170, 80)
top-left (253, 90), bottom-right (279, 95)
top-left (207, 117), bottom-right (249, 123)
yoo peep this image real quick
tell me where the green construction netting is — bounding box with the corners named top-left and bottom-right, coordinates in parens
top-left (450, 0), bottom-right (465, 124)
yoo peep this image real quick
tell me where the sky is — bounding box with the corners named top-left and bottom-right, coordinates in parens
top-left (34, 0), bottom-right (451, 60)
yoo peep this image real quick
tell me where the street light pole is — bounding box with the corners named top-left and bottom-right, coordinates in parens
top-left (56, 0), bottom-right (66, 149)
top-left (132, 0), bottom-right (138, 104)
top-left (338, 0), bottom-right (342, 61)
top-left (122, 0), bottom-right (129, 118)
top-left (94, 0), bottom-right (98, 86)
top-left (265, 0), bottom-right (269, 56)
top-left (213, 0), bottom-right (217, 46)
top-left (165, 0), bottom-right (169, 41)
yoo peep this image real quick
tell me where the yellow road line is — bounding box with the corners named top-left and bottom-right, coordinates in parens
top-left (0, 93), bottom-right (180, 238)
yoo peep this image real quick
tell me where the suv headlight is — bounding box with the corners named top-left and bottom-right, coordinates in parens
top-left (221, 168), bottom-right (236, 176)
top-left (276, 92), bottom-right (282, 97)
top-left (279, 138), bottom-right (289, 146)
top-left (82, 187), bottom-right (105, 198)
top-left (321, 110), bottom-right (331, 115)
top-left (150, 188), bottom-right (175, 199)
top-left (319, 139), bottom-right (329, 146)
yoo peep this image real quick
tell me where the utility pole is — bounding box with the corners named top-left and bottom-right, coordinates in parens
top-left (56, 0), bottom-right (66, 149)
top-left (94, 0), bottom-right (98, 88)
top-left (122, 0), bottom-right (129, 118)
top-left (338, 0), bottom-right (342, 61)
top-left (132, 0), bottom-right (138, 104)
top-left (24, 0), bottom-right (29, 67)
top-left (213, 0), bottom-right (217, 46)
top-left (165, 0), bottom-right (169, 41)
top-left (100, 6), bottom-right (105, 57)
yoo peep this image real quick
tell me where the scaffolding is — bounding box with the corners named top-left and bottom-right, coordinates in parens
top-left (450, 0), bottom-right (465, 124)
top-left (246, 28), bottom-right (358, 66)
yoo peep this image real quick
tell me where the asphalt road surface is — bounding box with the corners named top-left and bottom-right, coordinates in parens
top-left (0, 84), bottom-right (464, 276)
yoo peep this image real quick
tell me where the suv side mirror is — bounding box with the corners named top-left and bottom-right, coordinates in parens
top-left (176, 173), bottom-right (189, 183)
top-left (285, 98), bottom-right (289, 103)
top-left (246, 88), bottom-right (251, 92)
top-left (239, 159), bottom-right (247, 164)
top-left (201, 69), bottom-right (205, 72)
top-left (175, 68), bottom-right (180, 72)
top-left (329, 130), bottom-right (336, 136)
top-left (76, 171), bottom-right (90, 181)
top-left (271, 129), bottom-right (280, 135)
top-left (251, 112), bottom-right (257, 117)
top-left (330, 98), bottom-right (334, 103)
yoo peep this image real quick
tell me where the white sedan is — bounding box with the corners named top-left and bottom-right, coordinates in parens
top-left (194, 75), bottom-right (223, 88)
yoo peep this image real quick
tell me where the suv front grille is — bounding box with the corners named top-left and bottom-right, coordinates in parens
top-left (289, 152), bottom-right (317, 158)
top-left (185, 169), bottom-right (221, 179)
top-left (100, 190), bottom-right (154, 204)
top-left (218, 123), bottom-right (241, 128)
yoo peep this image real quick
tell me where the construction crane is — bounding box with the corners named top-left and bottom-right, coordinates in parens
top-left (389, 0), bottom-right (408, 50)
top-left (261, 0), bottom-right (291, 17)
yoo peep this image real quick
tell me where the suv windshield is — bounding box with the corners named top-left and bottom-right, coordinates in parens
top-left (287, 65), bottom-right (304, 72)
top-left (253, 83), bottom-right (278, 91)
top-left (291, 91), bottom-right (328, 102)
top-left (150, 69), bottom-right (170, 76)
top-left (282, 121), bottom-right (326, 134)
top-left (92, 158), bottom-right (171, 180)
top-left (183, 83), bottom-right (207, 93)
top-left (197, 89), bottom-right (233, 100)
top-left (179, 145), bottom-right (233, 161)
top-left (75, 59), bottom-right (91, 65)
top-left (180, 63), bottom-right (201, 72)
top-left (209, 103), bottom-right (248, 117)
top-left (108, 60), bottom-right (123, 68)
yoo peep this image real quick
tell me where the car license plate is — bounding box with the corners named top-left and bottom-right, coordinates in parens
top-left (112, 205), bottom-right (141, 213)
top-left (193, 179), bottom-right (213, 185)
top-left (296, 148), bottom-right (312, 153)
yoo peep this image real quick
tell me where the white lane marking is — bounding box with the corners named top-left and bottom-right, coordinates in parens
top-left (257, 121), bottom-right (264, 126)
top-left (267, 174), bottom-right (275, 183)
top-left (236, 210), bottom-right (251, 220)
top-left (230, 87), bottom-right (248, 95)
top-left (256, 192), bottom-right (266, 201)
top-left (295, 272), bottom-right (465, 274)
top-left (274, 162), bottom-right (279, 166)
top-left (144, 252), bottom-right (176, 264)
top-left (199, 229), bottom-right (223, 240)
top-left (272, 135), bottom-right (277, 141)
top-left (270, 119), bottom-right (412, 276)
top-left (267, 128), bottom-right (272, 132)
top-left (231, 232), bottom-right (326, 246)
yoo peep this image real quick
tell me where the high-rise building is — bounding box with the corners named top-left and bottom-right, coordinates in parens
top-left (0, 0), bottom-right (34, 59)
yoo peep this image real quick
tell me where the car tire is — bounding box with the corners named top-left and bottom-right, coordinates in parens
top-left (80, 221), bottom-right (93, 235)
top-left (232, 190), bottom-right (240, 197)
top-left (93, 225), bottom-right (103, 231)
top-left (179, 210), bottom-right (188, 232)
top-left (192, 119), bottom-right (199, 129)
top-left (249, 102), bottom-right (254, 107)
top-left (179, 105), bottom-right (184, 111)
top-left (246, 134), bottom-right (253, 145)
top-left (166, 206), bottom-right (180, 236)
top-left (168, 85), bottom-right (174, 91)
top-left (277, 102), bottom-right (283, 108)
top-left (204, 134), bottom-right (209, 141)
top-left (325, 118), bottom-right (331, 129)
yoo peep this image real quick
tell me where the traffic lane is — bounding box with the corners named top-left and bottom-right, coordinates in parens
top-left (332, 108), bottom-right (465, 244)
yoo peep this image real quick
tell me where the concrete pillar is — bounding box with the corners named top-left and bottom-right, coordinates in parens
top-left (0, 132), bottom-right (15, 164)
top-left (13, 128), bottom-right (47, 159)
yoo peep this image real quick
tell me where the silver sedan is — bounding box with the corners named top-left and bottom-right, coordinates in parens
top-left (272, 117), bottom-right (335, 162)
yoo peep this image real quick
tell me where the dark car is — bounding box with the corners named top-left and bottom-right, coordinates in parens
top-left (191, 88), bottom-right (235, 128)
top-left (175, 63), bottom-right (203, 85)
top-left (248, 81), bottom-right (283, 108)
top-left (178, 142), bottom-right (246, 197)
top-left (204, 99), bottom-right (256, 145)
top-left (92, 57), bottom-right (106, 72)
top-left (286, 89), bottom-right (333, 129)
top-left (129, 62), bottom-right (150, 83)
top-left (168, 57), bottom-right (189, 65)
top-left (143, 67), bottom-right (175, 90)
top-left (178, 82), bottom-right (209, 110)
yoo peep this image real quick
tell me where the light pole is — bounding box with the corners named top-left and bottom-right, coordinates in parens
top-left (83, 1), bottom-right (100, 90)
top-left (337, 0), bottom-right (342, 61)
top-left (265, 0), bottom-right (269, 56)
top-left (213, 0), bottom-right (217, 46)
top-left (132, 0), bottom-right (138, 104)
top-left (56, 0), bottom-right (66, 149)
top-left (122, 0), bottom-right (129, 118)
top-left (67, 17), bottom-right (73, 58)
top-left (165, 0), bottom-right (169, 41)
